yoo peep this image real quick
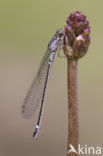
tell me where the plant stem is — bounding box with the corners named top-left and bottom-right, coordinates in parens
top-left (67, 60), bottom-right (79, 156)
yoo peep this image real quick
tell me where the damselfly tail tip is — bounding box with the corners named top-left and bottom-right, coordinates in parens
top-left (32, 131), bottom-right (37, 139)
top-left (32, 125), bottom-right (40, 139)
top-left (32, 132), bottom-right (38, 139)
top-left (63, 11), bottom-right (90, 60)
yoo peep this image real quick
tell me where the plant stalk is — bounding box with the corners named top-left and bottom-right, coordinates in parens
top-left (67, 60), bottom-right (79, 156)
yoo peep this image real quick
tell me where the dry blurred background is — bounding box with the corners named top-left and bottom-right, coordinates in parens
top-left (0, 0), bottom-right (103, 156)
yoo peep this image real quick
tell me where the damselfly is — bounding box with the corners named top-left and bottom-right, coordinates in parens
top-left (22, 29), bottom-right (64, 139)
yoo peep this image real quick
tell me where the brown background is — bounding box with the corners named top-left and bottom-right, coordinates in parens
top-left (0, 0), bottom-right (103, 156)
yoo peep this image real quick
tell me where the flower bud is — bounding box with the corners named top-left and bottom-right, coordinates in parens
top-left (63, 11), bottom-right (90, 60)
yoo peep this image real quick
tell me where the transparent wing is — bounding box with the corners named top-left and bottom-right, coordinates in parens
top-left (22, 49), bottom-right (50, 118)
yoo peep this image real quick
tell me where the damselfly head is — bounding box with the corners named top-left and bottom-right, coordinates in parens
top-left (48, 29), bottom-right (64, 53)
top-left (56, 29), bottom-right (64, 37)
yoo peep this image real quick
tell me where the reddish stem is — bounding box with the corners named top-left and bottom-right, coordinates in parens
top-left (67, 60), bottom-right (79, 156)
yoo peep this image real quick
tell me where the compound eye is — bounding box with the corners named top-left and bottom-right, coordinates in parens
top-left (59, 32), bottom-right (64, 37)
top-left (56, 29), bottom-right (64, 37)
